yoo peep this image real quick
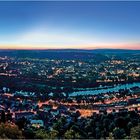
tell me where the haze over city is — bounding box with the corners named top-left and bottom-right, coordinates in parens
top-left (0, 1), bottom-right (140, 50)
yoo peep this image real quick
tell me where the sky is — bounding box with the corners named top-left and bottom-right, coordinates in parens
top-left (0, 1), bottom-right (140, 50)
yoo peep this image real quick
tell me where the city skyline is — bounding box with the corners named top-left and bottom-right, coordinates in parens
top-left (0, 1), bottom-right (140, 50)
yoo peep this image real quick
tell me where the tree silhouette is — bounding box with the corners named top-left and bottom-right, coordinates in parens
top-left (130, 124), bottom-right (140, 139)
top-left (1, 110), bottom-right (6, 123)
top-left (0, 123), bottom-right (23, 139)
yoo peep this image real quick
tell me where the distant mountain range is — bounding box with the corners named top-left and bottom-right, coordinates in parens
top-left (0, 48), bottom-right (140, 53)
top-left (92, 49), bottom-right (140, 54)
top-left (0, 49), bottom-right (139, 61)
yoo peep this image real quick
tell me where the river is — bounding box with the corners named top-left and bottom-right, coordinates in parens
top-left (70, 82), bottom-right (140, 96)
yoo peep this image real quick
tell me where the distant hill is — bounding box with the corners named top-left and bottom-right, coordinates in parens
top-left (92, 49), bottom-right (140, 54)
top-left (0, 49), bottom-right (108, 62)
top-left (0, 49), bottom-right (139, 61)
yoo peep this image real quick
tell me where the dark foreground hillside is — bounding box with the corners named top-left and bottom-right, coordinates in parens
top-left (1, 109), bottom-right (140, 139)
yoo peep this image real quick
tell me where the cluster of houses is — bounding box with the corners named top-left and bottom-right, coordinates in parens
top-left (0, 86), bottom-right (140, 130)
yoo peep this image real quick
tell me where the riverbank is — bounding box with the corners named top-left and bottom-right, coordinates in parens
top-left (70, 82), bottom-right (140, 96)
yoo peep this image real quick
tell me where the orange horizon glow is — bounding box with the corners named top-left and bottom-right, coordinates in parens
top-left (0, 43), bottom-right (139, 50)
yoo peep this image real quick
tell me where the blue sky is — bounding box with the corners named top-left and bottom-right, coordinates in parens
top-left (0, 1), bottom-right (140, 49)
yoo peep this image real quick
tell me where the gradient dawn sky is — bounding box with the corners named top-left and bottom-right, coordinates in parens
top-left (0, 1), bottom-right (140, 50)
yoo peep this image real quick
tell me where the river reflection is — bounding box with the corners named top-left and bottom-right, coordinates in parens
top-left (70, 82), bottom-right (140, 96)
